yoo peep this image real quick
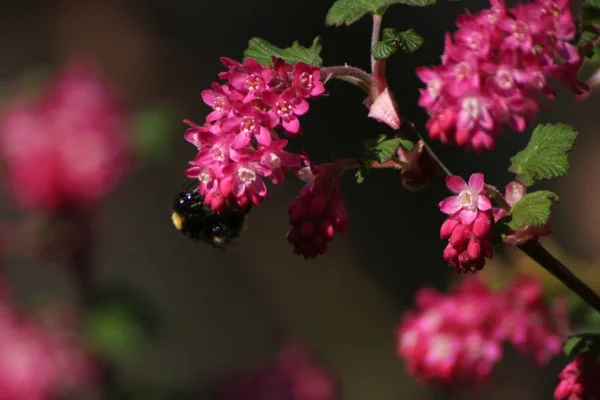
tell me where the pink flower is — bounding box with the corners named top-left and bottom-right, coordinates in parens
top-left (256, 139), bottom-right (302, 184)
top-left (229, 58), bottom-right (274, 103)
top-left (0, 58), bottom-right (130, 213)
top-left (0, 284), bottom-right (96, 399)
top-left (397, 276), bottom-right (566, 387)
top-left (441, 210), bottom-right (494, 273)
top-left (293, 62), bottom-right (325, 98)
top-left (439, 173), bottom-right (492, 225)
top-left (182, 57), bottom-right (325, 215)
top-left (396, 278), bottom-right (503, 387)
top-left (418, 0), bottom-right (587, 152)
top-left (287, 158), bottom-right (350, 259)
top-left (495, 277), bottom-right (564, 364)
top-left (555, 353), bottom-right (600, 400)
top-left (208, 342), bottom-right (337, 400)
top-left (263, 88), bottom-right (310, 134)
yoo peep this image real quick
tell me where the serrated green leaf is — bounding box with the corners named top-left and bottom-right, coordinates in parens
top-left (506, 190), bottom-right (559, 231)
top-left (243, 37), bottom-right (323, 67)
top-left (372, 28), bottom-right (423, 59)
top-left (387, 28), bottom-right (424, 54)
top-left (398, 137), bottom-right (414, 151)
top-left (364, 135), bottom-right (403, 162)
top-left (509, 123), bottom-right (578, 186)
top-left (326, 0), bottom-right (435, 27)
top-left (564, 333), bottom-right (600, 357)
top-left (372, 38), bottom-right (400, 60)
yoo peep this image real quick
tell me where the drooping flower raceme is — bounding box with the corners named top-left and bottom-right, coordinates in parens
top-left (555, 352), bottom-right (600, 400)
top-left (287, 157), bottom-right (350, 259)
top-left (184, 57), bottom-right (325, 214)
top-left (0, 286), bottom-right (96, 399)
top-left (418, 0), bottom-right (587, 152)
top-left (0, 59), bottom-right (130, 213)
top-left (439, 173), bottom-right (494, 273)
top-left (396, 276), bottom-right (565, 387)
top-left (208, 343), bottom-right (337, 400)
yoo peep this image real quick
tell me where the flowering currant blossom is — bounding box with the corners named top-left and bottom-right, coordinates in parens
top-left (287, 157), bottom-right (350, 259)
top-left (417, 0), bottom-right (587, 152)
top-left (555, 352), bottom-right (600, 400)
top-left (439, 173), bottom-right (494, 273)
top-left (0, 286), bottom-right (96, 399)
top-left (208, 343), bottom-right (337, 400)
top-left (0, 59), bottom-right (130, 213)
top-left (396, 276), bottom-right (565, 387)
top-left (184, 57), bottom-right (325, 214)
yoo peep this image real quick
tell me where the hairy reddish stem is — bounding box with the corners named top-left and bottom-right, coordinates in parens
top-left (519, 241), bottom-right (600, 314)
top-left (371, 14), bottom-right (382, 74)
top-left (320, 66), bottom-right (374, 93)
top-left (484, 184), bottom-right (511, 211)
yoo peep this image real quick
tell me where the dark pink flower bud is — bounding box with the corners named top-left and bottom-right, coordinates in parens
top-left (287, 157), bottom-right (350, 259)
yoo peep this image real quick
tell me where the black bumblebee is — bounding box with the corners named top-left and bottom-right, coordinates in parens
top-left (171, 186), bottom-right (249, 248)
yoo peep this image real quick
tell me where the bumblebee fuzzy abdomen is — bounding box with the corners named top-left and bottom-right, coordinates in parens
top-left (171, 187), bottom-right (250, 248)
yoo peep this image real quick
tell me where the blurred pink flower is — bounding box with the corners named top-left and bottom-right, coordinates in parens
top-left (0, 286), bottom-right (96, 399)
top-left (0, 58), bottom-right (130, 213)
top-left (209, 343), bottom-right (337, 400)
top-left (396, 276), bottom-right (565, 387)
top-left (555, 352), bottom-right (600, 400)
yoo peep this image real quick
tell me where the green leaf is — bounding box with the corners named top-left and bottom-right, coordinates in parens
top-left (85, 283), bottom-right (160, 364)
top-left (243, 37), bottom-right (323, 67)
top-left (355, 163), bottom-right (370, 183)
top-left (505, 190), bottom-right (559, 231)
top-left (372, 28), bottom-right (423, 59)
top-left (398, 137), bottom-right (415, 152)
top-left (509, 123), bottom-right (578, 186)
top-left (132, 105), bottom-right (177, 163)
top-left (326, 0), bottom-right (435, 27)
top-left (582, 1), bottom-right (600, 30)
top-left (564, 333), bottom-right (600, 357)
top-left (364, 135), bottom-right (403, 162)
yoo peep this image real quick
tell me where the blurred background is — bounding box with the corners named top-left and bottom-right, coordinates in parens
top-left (0, 0), bottom-right (598, 399)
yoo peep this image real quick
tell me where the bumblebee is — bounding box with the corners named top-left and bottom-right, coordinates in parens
top-left (171, 186), bottom-right (249, 248)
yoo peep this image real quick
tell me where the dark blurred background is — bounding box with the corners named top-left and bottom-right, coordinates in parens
top-left (0, 0), bottom-right (599, 399)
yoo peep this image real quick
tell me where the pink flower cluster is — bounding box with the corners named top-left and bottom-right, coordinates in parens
top-left (396, 276), bottom-right (565, 387)
top-left (418, 0), bottom-right (587, 152)
top-left (439, 173), bottom-right (494, 273)
top-left (287, 158), bottom-right (350, 259)
top-left (0, 288), bottom-right (96, 399)
top-left (555, 352), bottom-right (600, 400)
top-left (208, 343), bottom-right (337, 400)
top-left (0, 59), bottom-right (129, 213)
top-left (184, 57), bottom-right (325, 214)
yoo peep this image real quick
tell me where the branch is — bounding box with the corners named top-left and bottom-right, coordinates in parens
top-left (519, 241), bottom-right (600, 314)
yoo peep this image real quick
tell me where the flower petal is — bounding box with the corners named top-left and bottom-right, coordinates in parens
top-left (439, 196), bottom-right (462, 215)
top-left (477, 195), bottom-right (492, 211)
top-left (468, 173), bottom-right (484, 192)
top-left (446, 175), bottom-right (468, 193)
top-left (459, 209), bottom-right (477, 225)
